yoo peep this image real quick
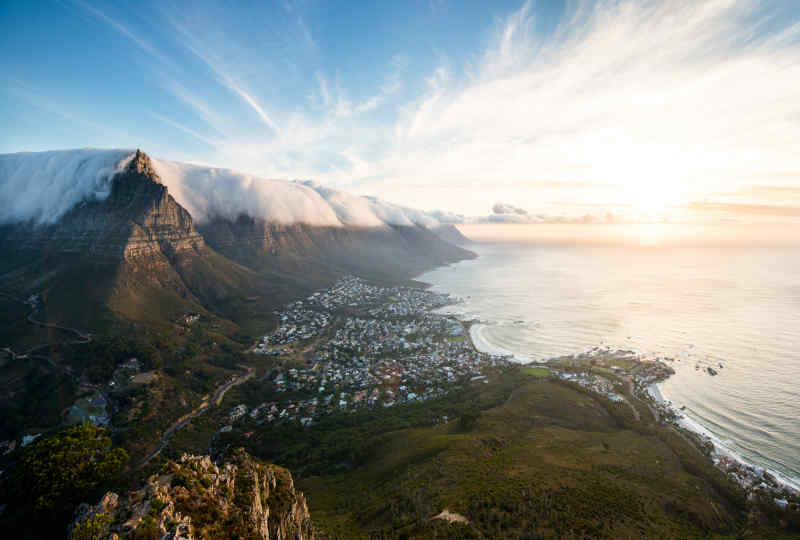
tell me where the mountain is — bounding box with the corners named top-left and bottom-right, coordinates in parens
top-left (0, 150), bottom-right (283, 333)
top-left (0, 149), bottom-right (473, 336)
top-left (71, 449), bottom-right (314, 540)
top-left (431, 223), bottom-right (473, 245)
top-left (198, 216), bottom-right (473, 282)
top-left (146, 155), bottom-right (474, 280)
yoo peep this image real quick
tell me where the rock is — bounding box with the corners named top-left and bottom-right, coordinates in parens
top-left (1, 149), bottom-right (205, 261)
top-left (71, 448), bottom-right (314, 540)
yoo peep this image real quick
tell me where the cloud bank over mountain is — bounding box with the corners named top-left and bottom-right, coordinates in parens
top-left (0, 149), bottom-right (443, 229)
top-left (0, 149), bottom-right (134, 225)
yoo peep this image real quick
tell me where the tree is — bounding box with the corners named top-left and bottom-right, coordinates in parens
top-left (70, 512), bottom-right (112, 540)
top-left (10, 423), bottom-right (128, 521)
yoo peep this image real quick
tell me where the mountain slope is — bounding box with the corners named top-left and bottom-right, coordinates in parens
top-left (0, 149), bottom-right (473, 336)
top-left (432, 223), bottom-right (473, 245)
top-left (198, 216), bottom-right (474, 282)
top-left (0, 150), bottom-right (277, 333)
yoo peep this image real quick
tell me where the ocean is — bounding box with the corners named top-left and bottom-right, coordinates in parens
top-left (420, 239), bottom-right (800, 489)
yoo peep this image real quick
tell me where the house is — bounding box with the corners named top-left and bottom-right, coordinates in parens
top-left (21, 434), bottom-right (41, 447)
top-left (229, 404), bottom-right (248, 421)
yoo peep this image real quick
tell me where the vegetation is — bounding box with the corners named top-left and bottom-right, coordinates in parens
top-left (0, 423), bottom-right (128, 538)
top-left (69, 512), bottom-right (112, 540)
top-left (279, 376), bottom-right (794, 538)
top-left (225, 367), bottom-right (521, 476)
top-left (520, 366), bottom-right (551, 378)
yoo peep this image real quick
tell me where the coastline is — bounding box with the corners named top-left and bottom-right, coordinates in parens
top-left (469, 318), bottom-right (800, 496)
top-left (419, 252), bottom-right (800, 498)
top-left (649, 380), bottom-right (800, 494)
top-left (468, 323), bottom-right (519, 359)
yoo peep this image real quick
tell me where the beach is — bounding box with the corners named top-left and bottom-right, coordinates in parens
top-left (468, 323), bottom-right (518, 359)
top-left (421, 241), bottom-right (800, 492)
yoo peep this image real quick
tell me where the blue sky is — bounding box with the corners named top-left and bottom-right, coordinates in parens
top-left (2, 0), bottom-right (800, 220)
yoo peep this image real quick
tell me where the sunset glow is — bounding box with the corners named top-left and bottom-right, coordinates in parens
top-left (3, 0), bottom-right (799, 224)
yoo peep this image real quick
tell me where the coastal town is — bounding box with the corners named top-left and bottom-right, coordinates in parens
top-left (219, 280), bottom-right (800, 508)
top-left (228, 276), bottom-right (511, 428)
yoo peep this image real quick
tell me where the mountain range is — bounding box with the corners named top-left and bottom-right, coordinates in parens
top-left (0, 149), bottom-right (473, 337)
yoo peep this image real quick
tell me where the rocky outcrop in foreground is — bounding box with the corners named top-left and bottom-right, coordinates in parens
top-left (71, 449), bottom-right (314, 539)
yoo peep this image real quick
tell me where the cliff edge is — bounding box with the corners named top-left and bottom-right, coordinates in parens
top-left (70, 449), bottom-right (314, 540)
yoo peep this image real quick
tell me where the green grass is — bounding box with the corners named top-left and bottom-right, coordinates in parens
top-left (520, 366), bottom-right (551, 377)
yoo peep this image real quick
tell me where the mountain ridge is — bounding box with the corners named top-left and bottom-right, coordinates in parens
top-left (0, 148), bottom-right (474, 335)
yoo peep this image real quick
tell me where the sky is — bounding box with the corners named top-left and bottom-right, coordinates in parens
top-left (2, 0), bottom-right (800, 224)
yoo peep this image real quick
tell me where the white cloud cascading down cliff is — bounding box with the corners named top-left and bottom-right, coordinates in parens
top-left (0, 149), bottom-right (440, 228)
top-left (0, 149), bottom-right (135, 226)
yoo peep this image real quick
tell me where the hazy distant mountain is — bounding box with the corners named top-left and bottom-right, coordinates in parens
top-left (432, 223), bottom-right (473, 245)
top-left (0, 149), bottom-right (473, 335)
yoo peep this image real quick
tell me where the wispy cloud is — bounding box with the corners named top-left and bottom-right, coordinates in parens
top-left (4, 77), bottom-right (127, 139)
top-left (162, 80), bottom-right (230, 140)
top-left (149, 112), bottom-right (219, 148)
top-left (352, 0), bottom-right (800, 214)
top-left (354, 54), bottom-right (408, 114)
top-left (689, 201), bottom-right (800, 217)
top-left (46, 1), bottom-right (800, 219)
top-left (70, 0), bottom-right (177, 70)
top-left (167, 19), bottom-right (282, 136)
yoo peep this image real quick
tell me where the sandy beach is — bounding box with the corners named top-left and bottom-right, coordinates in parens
top-left (468, 323), bottom-right (517, 358)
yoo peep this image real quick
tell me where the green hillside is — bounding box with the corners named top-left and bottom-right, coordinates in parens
top-left (295, 376), bottom-right (794, 539)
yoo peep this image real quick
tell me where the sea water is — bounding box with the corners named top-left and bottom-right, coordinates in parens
top-left (420, 240), bottom-right (800, 488)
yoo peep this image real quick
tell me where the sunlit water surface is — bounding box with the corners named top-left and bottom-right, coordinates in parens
top-left (421, 242), bottom-right (800, 487)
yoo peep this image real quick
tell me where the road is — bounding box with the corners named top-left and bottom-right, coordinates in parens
top-left (137, 366), bottom-right (255, 468)
top-left (620, 376), bottom-right (703, 456)
top-left (2, 289), bottom-right (260, 467)
top-left (26, 310), bottom-right (91, 343)
top-left (0, 290), bottom-right (89, 380)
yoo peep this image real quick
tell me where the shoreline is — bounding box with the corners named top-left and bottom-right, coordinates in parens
top-left (468, 323), bottom-right (520, 359)
top-left (649, 380), bottom-right (800, 494)
top-left (470, 319), bottom-right (800, 496)
top-left (420, 263), bottom-right (800, 498)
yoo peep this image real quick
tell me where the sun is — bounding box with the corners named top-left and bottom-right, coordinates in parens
top-left (621, 176), bottom-right (686, 221)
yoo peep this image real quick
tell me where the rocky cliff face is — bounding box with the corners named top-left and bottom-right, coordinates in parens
top-left (71, 449), bottom-right (314, 540)
top-left (199, 214), bottom-right (476, 282)
top-left (0, 150), bottom-right (205, 261)
top-left (0, 148), bottom-right (473, 333)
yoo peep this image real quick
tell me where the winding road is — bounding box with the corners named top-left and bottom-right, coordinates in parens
top-left (0, 290), bottom-right (89, 378)
top-left (137, 366), bottom-right (255, 468)
top-left (2, 289), bottom-right (257, 468)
